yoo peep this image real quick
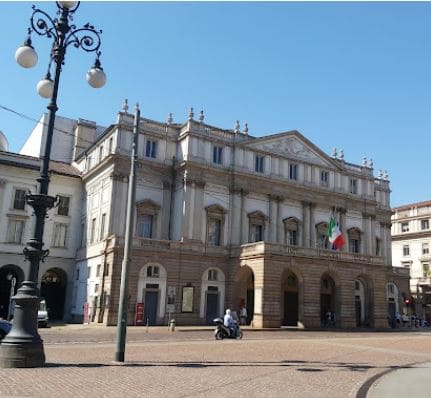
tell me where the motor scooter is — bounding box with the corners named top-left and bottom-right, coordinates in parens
top-left (213, 317), bottom-right (243, 340)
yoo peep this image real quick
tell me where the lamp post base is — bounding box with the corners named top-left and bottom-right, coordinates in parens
top-left (0, 282), bottom-right (46, 368)
top-left (0, 342), bottom-right (45, 368)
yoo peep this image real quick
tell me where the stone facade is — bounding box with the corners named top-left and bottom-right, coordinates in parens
top-left (391, 201), bottom-right (431, 324)
top-left (0, 107), bottom-right (410, 328)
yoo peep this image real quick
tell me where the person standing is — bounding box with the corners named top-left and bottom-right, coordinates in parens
top-left (239, 305), bottom-right (247, 325)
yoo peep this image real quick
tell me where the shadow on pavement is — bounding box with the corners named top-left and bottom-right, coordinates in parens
top-left (45, 360), bottom-right (414, 373)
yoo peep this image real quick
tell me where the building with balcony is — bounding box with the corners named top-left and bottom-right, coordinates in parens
top-left (391, 201), bottom-right (431, 323)
top-left (0, 106), bottom-right (410, 328)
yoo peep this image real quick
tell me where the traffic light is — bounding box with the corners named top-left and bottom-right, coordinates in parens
top-left (404, 298), bottom-right (410, 305)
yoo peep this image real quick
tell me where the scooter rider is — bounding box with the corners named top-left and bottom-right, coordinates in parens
top-left (224, 308), bottom-right (236, 337)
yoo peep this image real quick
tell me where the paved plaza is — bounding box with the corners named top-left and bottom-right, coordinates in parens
top-left (1, 326), bottom-right (430, 397)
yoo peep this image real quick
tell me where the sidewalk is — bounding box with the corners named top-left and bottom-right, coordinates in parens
top-left (365, 361), bottom-right (431, 398)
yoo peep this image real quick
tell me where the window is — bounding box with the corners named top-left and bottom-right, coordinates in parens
top-left (421, 219), bottom-right (429, 230)
top-left (206, 204), bottom-right (226, 247)
top-left (108, 137), bottom-right (113, 154)
top-left (90, 218), bottom-right (96, 243)
top-left (13, 189), bottom-right (26, 210)
top-left (403, 245), bottom-right (410, 256)
top-left (284, 217), bottom-right (299, 246)
top-left (423, 263), bottom-right (430, 278)
top-left (57, 195), bottom-right (70, 216)
top-left (208, 269), bottom-right (218, 281)
top-left (350, 239), bottom-right (360, 253)
top-left (207, 219), bottom-right (221, 246)
top-left (80, 222), bottom-right (86, 247)
top-left (213, 146), bottom-right (223, 164)
top-left (138, 214), bottom-right (153, 238)
top-left (348, 228), bottom-right (361, 253)
top-left (287, 229), bottom-right (297, 245)
top-left (100, 213), bottom-right (106, 239)
top-left (375, 238), bottom-right (381, 256)
top-left (76, 269), bottom-right (80, 280)
top-left (146, 265), bottom-right (160, 278)
top-left (350, 179), bottom-right (358, 194)
top-left (99, 146), bottom-right (104, 161)
top-left (96, 264), bottom-right (102, 277)
top-left (316, 223), bottom-right (329, 249)
top-left (136, 199), bottom-right (160, 239)
top-left (289, 164), bottom-right (298, 180)
top-left (251, 224), bottom-right (263, 242)
top-left (255, 155), bottom-right (264, 173)
top-left (401, 222), bottom-right (409, 232)
top-left (422, 243), bottom-right (429, 255)
top-left (53, 223), bottom-right (68, 247)
top-left (145, 140), bottom-right (157, 158)
top-left (7, 219), bottom-right (24, 243)
top-left (320, 171), bottom-right (329, 187)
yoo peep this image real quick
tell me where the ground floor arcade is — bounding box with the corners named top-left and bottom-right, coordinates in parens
top-left (76, 239), bottom-right (410, 329)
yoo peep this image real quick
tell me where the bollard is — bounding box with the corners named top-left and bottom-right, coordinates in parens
top-left (169, 319), bottom-right (175, 332)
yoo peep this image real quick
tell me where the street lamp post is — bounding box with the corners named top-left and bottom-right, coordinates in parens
top-left (0, 1), bottom-right (106, 368)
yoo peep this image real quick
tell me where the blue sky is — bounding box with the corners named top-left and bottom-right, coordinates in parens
top-left (1, 1), bottom-right (430, 207)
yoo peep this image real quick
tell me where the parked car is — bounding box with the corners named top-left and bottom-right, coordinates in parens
top-left (38, 299), bottom-right (49, 328)
top-left (0, 319), bottom-right (12, 341)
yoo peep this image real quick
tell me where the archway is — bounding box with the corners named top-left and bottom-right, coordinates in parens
top-left (41, 268), bottom-right (67, 321)
top-left (320, 273), bottom-right (336, 326)
top-left (200, 267), bottom-right (225, 324)
top-left (235, 266), bottom-right (254, 325)
top-left (0, 265), bottom-right (24, 320)
top-left (354, 276), bottom-right (374, 328)
top-left (281, 270), bottom-right (299, 326)
top-left (387, 282), bottom-right (399, 327)
top-left (137, 263), bottom-right (167, 325)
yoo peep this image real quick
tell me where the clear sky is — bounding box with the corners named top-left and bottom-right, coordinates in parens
top-left (1, 1), bottom-right (430, 207)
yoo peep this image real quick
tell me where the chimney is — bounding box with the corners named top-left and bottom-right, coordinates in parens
top-left (73, 118), bottom-right (97, 160)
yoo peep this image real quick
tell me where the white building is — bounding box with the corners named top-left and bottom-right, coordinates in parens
top-left (0, 106), bottom-right (410, 327)
top-left (392, 201), bottom-right (431, 323)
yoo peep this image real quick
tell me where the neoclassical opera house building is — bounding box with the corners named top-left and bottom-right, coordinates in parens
top-left (0, 107), bottom-right (409, 328)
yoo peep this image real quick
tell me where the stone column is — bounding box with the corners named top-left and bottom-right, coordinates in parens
top-left (240, 190), bottom-right (248, 244)
top-left (268, 195), bottom-right (278, 242)
top-left (228, 189), bottom-right (242, 245)
top-left (276, 197), bottom-right (283, 243)
top-left (181, 178), bottom-right (192, 241)
top-left (0, 179), bottom-right (7, 218)
top-left (309, 203), bottom-right (316, 248)
top-left (161, 181), bottom-right (171, 240)
top-left (385, 223), bottom-right (392, 265)
top-left (338, 207), bottom-right (348, 252)
top-left (302, 201), bottom-right (310, 247)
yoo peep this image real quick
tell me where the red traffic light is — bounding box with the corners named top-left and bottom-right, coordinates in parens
top-left (404, 299), bottom-right (410, 305)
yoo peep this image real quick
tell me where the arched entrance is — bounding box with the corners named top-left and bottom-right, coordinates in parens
top-left (0, 265), bottom-right (24, 320)
top-left (281, 270), bottom-right (299, 326)
top-left (200, 268), bottom-right (225, 325)
top-left (387, 282), bottom-right (399, 327)
top-left (137, 263), bottom-right (167, 325)
top-left (320, 274), bottom-right (336, 326)
top-left (235, 266), bottom-right (254, 325)
top-left (41, 268), bottom-right (67, 321)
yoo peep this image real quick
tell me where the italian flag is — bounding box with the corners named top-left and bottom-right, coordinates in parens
top-left (326, 217), bottom-right (346, 250)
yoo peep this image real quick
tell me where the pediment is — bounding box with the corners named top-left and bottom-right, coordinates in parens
top-left (244, 132), bottom-right (336, 168)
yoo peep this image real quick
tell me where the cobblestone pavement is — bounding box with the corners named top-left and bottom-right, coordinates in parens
top-left (1, 326), bottom-right (430, 398)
